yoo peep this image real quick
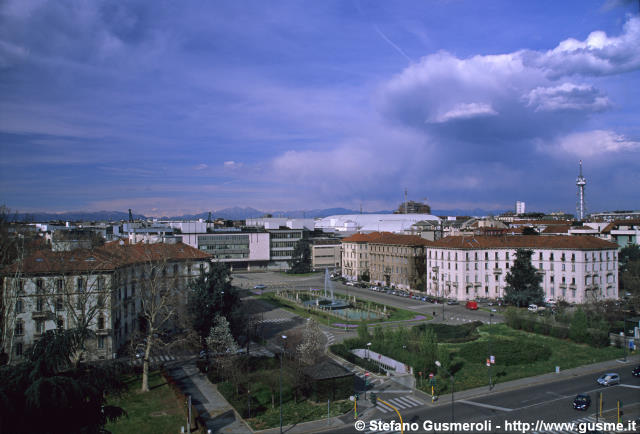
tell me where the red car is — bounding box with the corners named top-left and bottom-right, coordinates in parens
top-left (465, 301), bottom-right (478, 310)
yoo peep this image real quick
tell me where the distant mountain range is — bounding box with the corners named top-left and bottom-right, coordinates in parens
top-left (11, 207), bottom-right (508, 222)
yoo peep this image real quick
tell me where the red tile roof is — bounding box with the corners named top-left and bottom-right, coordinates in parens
top-left (429, 235), bottom-right (617, 250)
top-left (4, 242), bottom-right (211, 275)
top-left (541, 225), bottom-right (571, 234)
top-left (341, 232), bottom-right (432, 246)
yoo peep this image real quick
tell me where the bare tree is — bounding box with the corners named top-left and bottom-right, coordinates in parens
top-left (296, 318), bottom-right (324, 366)
top-left (137, 248), bottom-right (179, 392)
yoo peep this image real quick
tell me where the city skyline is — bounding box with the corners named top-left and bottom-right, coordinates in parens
top-left (1, 0), bottom-right (639, 217)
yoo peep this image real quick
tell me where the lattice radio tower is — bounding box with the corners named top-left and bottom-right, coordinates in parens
top-left (576, 160), bottom-right (587, 221)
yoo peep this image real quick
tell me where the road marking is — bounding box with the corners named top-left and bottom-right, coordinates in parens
top-left (402, 396), bottom-right (424, 406)
top-left (387, 398), bottom-right (407, 409)
top-left (458, 400), bottom-right (513, 412)
top-left (619, 383), bottom-right (640, 389)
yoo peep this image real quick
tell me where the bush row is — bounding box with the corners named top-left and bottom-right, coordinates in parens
top-left (504, 309), bottom-right (609, 347)
top-left (330, 343), bottom-right (384, 374)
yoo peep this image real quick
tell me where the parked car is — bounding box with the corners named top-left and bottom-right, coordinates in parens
top-left (345, 281), bottom-right (355, 286)
top-left (596, 373), bottom-right (620, 386)
top-left (572, 394), bottom-right (591, 410)
top-left (632, 365), bottom-right (640, 377)
top-left (446, 299), bottom-right (459, 305)
top-left (528, 304), bottom-right (538, 312)
top-left (254, 284), bottom-right (266, 290)
top-left (465, 301), bottom-right (478, 310)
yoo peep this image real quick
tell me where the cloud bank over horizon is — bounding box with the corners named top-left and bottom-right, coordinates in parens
top-left (1, 1), bottom-right (639, 216)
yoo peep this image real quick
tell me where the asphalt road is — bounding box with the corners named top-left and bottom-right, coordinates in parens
top-left (329, 363), bottom-right (640, 433)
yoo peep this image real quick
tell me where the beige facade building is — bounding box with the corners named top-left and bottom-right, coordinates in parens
top-left (311, 239), bottom-right (341, 271)
top-left (341, 233), bottom-right (378, 282)
top-left (2, 241), bottom-right (211, 363)
top-left (426, 235), bottom-right (619, 303)
top-left (369, 233), bottom-right (431, 291)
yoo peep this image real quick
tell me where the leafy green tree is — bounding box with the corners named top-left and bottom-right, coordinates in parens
top-left (288, 239), bottom-right (311, 274)
top-left (504, 249), bottom-right (544, 307)
top-left (187, 262), bottom-right (238, 353)
top-left (360, 270), bottom-right (370, 282)
top-left (569, 308), bottom-right (589, 343)
top-left (357, 322), bottom-right (370, 342)
top-left (0, 327), bottom-right (126, 433)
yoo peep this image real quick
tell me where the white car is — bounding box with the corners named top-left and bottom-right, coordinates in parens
top-left (528, 304), bottom-right (538, 312)
top-left (254, 284), bottom-right (266, 289)
top-left (345, 281), bottom-right (355, 286)
top-left (596, 373), bottom-right (620, 386)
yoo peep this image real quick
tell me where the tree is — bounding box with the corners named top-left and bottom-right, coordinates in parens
top-left (0, 326), bottom-right (126, 433)
top-left (569, 308), bottom-right (589, 343)
top-left (296, 319), bottom-right (323, 366)
top-left (288, 239), bottom-right (311, 274)
top-left (503, 249), bottom-right (544, 307)
top-left (206, 315), bottom-right (240, 389)
top-left (187, 262), bottom-right (237, 354)
top-left (137, 246), bottom-right (184, 392)
top-left (360, 270), bottom-right (370, 282)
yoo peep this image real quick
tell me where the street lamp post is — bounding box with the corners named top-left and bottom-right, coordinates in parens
top-left (280, 335), bottom-right (287, 434)
top-left (488, 312), bottom-right (494, 390)
top-left (435, 360), bottom-right (455, 433)
top-left (366, 342), bottom-right (371, 399)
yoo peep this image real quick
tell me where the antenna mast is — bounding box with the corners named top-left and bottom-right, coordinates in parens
top-left (576, 160), bottom-right (587, 221)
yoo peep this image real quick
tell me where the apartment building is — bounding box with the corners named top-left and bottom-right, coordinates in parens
top-left (341, 233), bottom-right (380, 281)
top-left (425, 235), bottom-right (619, 304)
top-left (2, 241), bottom-right (211, 363)
top-left (369, 233), bottom-right (431, 291)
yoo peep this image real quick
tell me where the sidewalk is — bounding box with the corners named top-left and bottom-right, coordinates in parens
top-left (411, 353), bottom-right (640, 406)
top-left (168, 362), bottom-right (253, 434)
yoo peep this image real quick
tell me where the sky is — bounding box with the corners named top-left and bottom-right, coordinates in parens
top-left (1, 0), bottom-right (639, 217)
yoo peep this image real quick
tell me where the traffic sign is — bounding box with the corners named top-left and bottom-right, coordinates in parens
top-left (429, 372), bottom-right (434, 379)
top-left (364, 372), bottom-right (370, 377)
top-left (490, 355), bottom-right (495, 364)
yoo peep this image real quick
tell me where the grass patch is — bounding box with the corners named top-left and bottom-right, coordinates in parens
top-left (105, 370), bottom-right (185, 434)
top-left (247, 398), bottom-right (351, 430)
top-left (429, 323), bottom-right (621, 393)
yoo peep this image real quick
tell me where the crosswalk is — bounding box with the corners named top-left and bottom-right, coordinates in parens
top-left (130, 353), bottom-right (178, 366)
top-left (258, 317), bottom-right (293, 324)
top-left (323, 331), bottom-right (336, 346)
top-left (531, 415), bottom-right (598, 434)
top-left (375, 395), bottom-right (424, 413)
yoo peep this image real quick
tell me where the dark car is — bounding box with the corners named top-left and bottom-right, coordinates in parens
top-left (573, 394), bottom-right (591, 410)
top-left (632, 365), bottom-right (640, 377)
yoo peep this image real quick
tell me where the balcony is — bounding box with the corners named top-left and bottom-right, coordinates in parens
top-left (559, 283), bottom-right (567, 289)
top-left (32, 310), bottom-right (55, 320)
top-left (493, 268), bottom-right (502, 274)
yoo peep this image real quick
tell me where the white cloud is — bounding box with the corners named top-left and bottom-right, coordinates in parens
top-left (223, 161), bottom-right (243, 169)
top-left (554, 130), bottom-right (640, 157)
top-left (526, 16), bottom-right (640, 77)
top-left (525, 83), bottom-right (611, 112)
top-left (432, 102), bottom-right (498, 123)
top-left (194, 163), bottom-right (208, 170)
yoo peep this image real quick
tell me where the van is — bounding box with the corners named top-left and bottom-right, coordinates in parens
top-left (465, 301), bottom-right (478, 310)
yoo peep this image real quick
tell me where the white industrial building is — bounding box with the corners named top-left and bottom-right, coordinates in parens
top-left (316, 214), bottom-right (440, 234)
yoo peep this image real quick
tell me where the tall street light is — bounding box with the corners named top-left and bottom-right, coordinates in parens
top-left (488, 312), bottom-right (494, 390)
top-left (280, 335), bottom-right (287, 433)
top-left (435, 360), bottom-right (455, 433)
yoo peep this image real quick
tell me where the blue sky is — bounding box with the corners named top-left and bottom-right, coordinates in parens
top-left (1, 0), bottom-right (639, 216)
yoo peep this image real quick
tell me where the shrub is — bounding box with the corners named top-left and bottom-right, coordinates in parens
top-left (586, 328), bottom-right (610, 348)
top-left (534, 322), bottom-right (551, 335)
top-left (550, 325), bottom-right (569, 339)
top-left (458, 338), bottom-right (551, 366)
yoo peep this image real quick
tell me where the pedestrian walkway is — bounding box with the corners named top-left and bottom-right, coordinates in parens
top-left (375, 396), bottom-right (424, 413)
top-left (258, 317), bottom-right (293, 324)
top-left (167, 362), bottom-right (252, 434)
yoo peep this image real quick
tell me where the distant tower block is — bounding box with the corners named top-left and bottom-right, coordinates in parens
top-left (576, 160), bottom-right (587, 221)
top-left (515, 201), bottom-right (526, 215)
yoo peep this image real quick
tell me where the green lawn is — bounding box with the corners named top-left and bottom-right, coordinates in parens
top-left (426, 323), bottom-right (622, 393)
top-left (105, 370), bottom-right (186, 434)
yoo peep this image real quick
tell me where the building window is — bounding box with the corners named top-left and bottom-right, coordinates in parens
top-left (36, 298), bottom-right (44, 312)
top-left (97, 294), bottom-right (105, 308)
top-left (18, 279), bottom-right (24, 293)
top-left (36, 320), bottom-right (45, 335)
top-left (98, 315), bottom-right (105, 330)
top-left (36, 278), bottom-right (43, 290)
top-left (77, 278), bottom-right (84, 292)
top-left (16, 298), bottom-right (24, 314)
top-left (97, 277), bottom-right (104, 291)
top-left (57, 317), bottom-right (64, 329)
top-left (562, 264), bottom-right (565, 271)
top-left (55, 297), bottom-right (63, 311)
top-left (56, 279), bottom-right (63, 292)
top-left (98, 336), bottom-right (105, 349)
top-left (15, 342), bottom-right (23, 357)
top-left (15, 320), bottom-right (24, 336)
top-left (550, 253), bottom-right (554, 261)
